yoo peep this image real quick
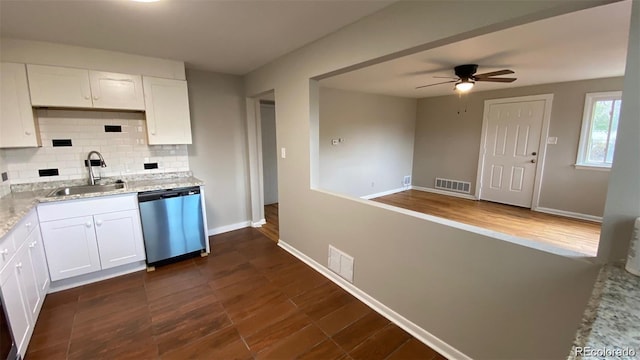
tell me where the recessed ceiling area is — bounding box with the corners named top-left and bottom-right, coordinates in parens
top-left (320, 1), bottom-right (631, 98)
top-left (0, 0), bottom-right (394, 75)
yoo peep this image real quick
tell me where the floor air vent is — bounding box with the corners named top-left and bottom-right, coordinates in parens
top-left (435, 177), bottom-right (471, 193)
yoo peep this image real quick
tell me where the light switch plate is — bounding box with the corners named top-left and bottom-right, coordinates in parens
top-left (547, 136), bottom-right (558, 144)
top-left (281, 147), bottom-right (286, 158)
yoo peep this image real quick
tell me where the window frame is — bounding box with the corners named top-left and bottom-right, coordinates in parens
top-left (576, 91), bottom-right (622, 170)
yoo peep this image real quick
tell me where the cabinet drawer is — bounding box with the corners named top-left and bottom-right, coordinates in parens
top-left (0, 232), bottom-right (16, 272)
top-left (38, 194), bottom-right (138, 222)
top-left (12, 209), bottom-right (39, 247)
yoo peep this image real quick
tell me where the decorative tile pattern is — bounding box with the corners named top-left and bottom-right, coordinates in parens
top-left (2, 109), bottom-right (189, 184)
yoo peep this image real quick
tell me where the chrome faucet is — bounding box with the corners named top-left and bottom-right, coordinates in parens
top-left (87, 151), bottom-right (107, 185)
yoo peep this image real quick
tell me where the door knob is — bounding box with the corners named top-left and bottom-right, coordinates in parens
top-left (530, 159), bottom-right (536, 163)
top-left (532, 152), bottom-right (537, 156)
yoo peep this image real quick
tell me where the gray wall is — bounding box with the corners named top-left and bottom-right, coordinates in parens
top-left (260, 103), bottom-right (278, 205)
top-left (412, 77), bottom-right (623, 217)
top-left (319, 87), bottom-right (416, 198)
top-left (186, 69), bottom-right (251, 231)
top-left (600, 0), bottom-right (640, 262)
top-left (244, 1), bottom-right (616, 358)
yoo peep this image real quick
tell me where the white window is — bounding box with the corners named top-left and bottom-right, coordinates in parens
top-left (576, 91), bottom-right (622, 169)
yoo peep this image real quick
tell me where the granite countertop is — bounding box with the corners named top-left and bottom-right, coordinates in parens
top-left (0, 172), bottom-right (203, 239)
top-left (568, 264), bottom-right (640, 359)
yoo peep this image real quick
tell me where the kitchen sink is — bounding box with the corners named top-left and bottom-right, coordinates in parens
top-left (47, 182), bottom-right (126, 197)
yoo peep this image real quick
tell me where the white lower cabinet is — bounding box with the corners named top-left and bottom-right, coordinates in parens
top-left (0, 209), bottom-right (49, 358)
top-left (94, 209), bottom-right (145, 270)
top-left (0, 249), bottom-right (33, 357)
top-left (38, 194), bottom-right (146, 282)
top-left (40, 216), bottom-right (101, 281)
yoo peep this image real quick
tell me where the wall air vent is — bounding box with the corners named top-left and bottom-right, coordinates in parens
top-left (435, 177), bottom-right (471, 194)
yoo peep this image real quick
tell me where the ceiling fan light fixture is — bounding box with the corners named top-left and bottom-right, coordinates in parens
top-left (455, 80), bottom-right (474, 92)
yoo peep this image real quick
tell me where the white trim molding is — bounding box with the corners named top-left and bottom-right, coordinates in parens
top-left (252, 219), bottom-right (267, 227)
top-left (278, 240), bottom-right (472, 360)
top-left (208, 221), bottom-right (252, 236)
top-left (411, 185), bottom-right (478, 200)
top-left (360, 187), bottom-right (408, 200)
top-left (475, 94), bottom-right (554, 210)
top-left (533, 207), bottom-right (602, 223)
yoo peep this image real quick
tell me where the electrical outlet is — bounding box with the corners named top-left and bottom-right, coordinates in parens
top-left (403, 175), bottom-right (411, 186)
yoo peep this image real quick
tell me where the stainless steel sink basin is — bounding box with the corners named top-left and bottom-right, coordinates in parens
top-left (47, 182), bottom-right (126, 197)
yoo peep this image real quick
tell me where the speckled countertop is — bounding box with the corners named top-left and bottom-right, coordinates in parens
top-left (568, 264), bottom-right (640, 359)
top-left (0, 172), bottom-right (203, 239)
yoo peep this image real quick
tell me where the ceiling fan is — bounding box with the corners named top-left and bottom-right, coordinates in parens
top-left (416, 64), bottom-right (517, 92)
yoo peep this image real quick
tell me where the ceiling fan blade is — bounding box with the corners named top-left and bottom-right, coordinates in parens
top-left (415, 80), bottom-right (457, 89)
top-left (474, 69), bottom-right (514, 78)
top-left (433, 76), bottom-right (459, 79)
top-left (475, 77), bottom-right (517, 83)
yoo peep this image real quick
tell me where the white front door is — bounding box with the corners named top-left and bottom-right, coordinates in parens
top-left (479, 99), bottom-right (545, 208)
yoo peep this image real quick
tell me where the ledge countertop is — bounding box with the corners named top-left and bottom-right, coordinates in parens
top-left (568, 263), bottom-right (640, 360)
top-left (0, 173), bottom-right (203, 239)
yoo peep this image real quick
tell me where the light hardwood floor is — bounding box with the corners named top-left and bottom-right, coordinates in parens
top-left (372, 190), bottom-right (600, 256)
top-left (257, 203), bottom-right (279, 242)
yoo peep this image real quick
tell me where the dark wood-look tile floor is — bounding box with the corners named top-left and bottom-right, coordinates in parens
top-left (26, 227), bottom-right (443, 360)
top-left (373, 190), bottom-right (601, 256)
top-left (257, 203), bottom-right (279, 242)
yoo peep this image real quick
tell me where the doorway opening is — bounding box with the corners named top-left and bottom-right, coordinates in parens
top-left (257, 99), bottom-right (279, 242)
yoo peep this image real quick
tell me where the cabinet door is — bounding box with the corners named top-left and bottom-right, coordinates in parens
top-left (14, 243), bottom-right (42, 324)
top-left (89, 71), bottom-right (145, 110)
top-left (143, 76), bottom-right (193, 144)
top-left (0, 63), bottom-right (40, 148)
top-left (40, 216), bottom-right (101, 281)
top-left (27, 64), bottom-right (92, 108)
top-left (0, 255), bottom-right (32, 358)
top-left (26, 227), bottom-right (50, 299)
top-left (94, 210), bottom-right (145, 270)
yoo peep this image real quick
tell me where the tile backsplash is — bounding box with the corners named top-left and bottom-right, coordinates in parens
top-left (3, 109), bottom-right (189, 185)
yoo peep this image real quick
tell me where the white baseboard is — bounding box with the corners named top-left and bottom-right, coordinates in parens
top-left (208, 221), bottom-right (252, 236)
top-left (533, 207), bottom-right (602, 223)
top-left (411, 185), bottom-right (477, 200)
top-left (252, 219), bottom-right (266, 227)
top-left (278, 240), bottom-right (470, 360)
top-left (360, 186), bottom-right (408, 200)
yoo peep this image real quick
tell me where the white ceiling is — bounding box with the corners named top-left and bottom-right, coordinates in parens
top-left (0, 0), bottom-right (393, 75)
top-left (320, 1), bottom-right (632, 98)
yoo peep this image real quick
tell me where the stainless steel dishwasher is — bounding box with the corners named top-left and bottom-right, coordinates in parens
top-left (138, 186), bottom-right (206, 267)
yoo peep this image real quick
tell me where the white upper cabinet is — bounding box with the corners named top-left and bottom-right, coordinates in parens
top-left (89, 71), bottom-right (145, 110)
top-left (27, 64), bottom-right (145, 110)
top-left (27, 64), bottom-right (92, 108)
top-left (0, 63), bottom-right (40, 148)
top-left (143, 76), bottom-right (193, 144)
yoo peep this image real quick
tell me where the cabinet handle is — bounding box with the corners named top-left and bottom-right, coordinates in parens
top-left (16, 262), bottom-right (22, 269)
top-left (25, 222), bottom-right (31, 228)
top-left (84, 95), bottom-right (90, 100)
top-left (93, 95), bottom-right (99, 100)
top-left (151, 132), bottom-right (156, 135)
top-left (96, 220), bottom-right (103, 226)
top-left (85, 222), bottom-right (92, 228)
top-left (25, 131), bottom-right (32, 136)
top-left (0, 248), bottom-right (8, 257)
top-left (29, 241), bottom-right (36, 248)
